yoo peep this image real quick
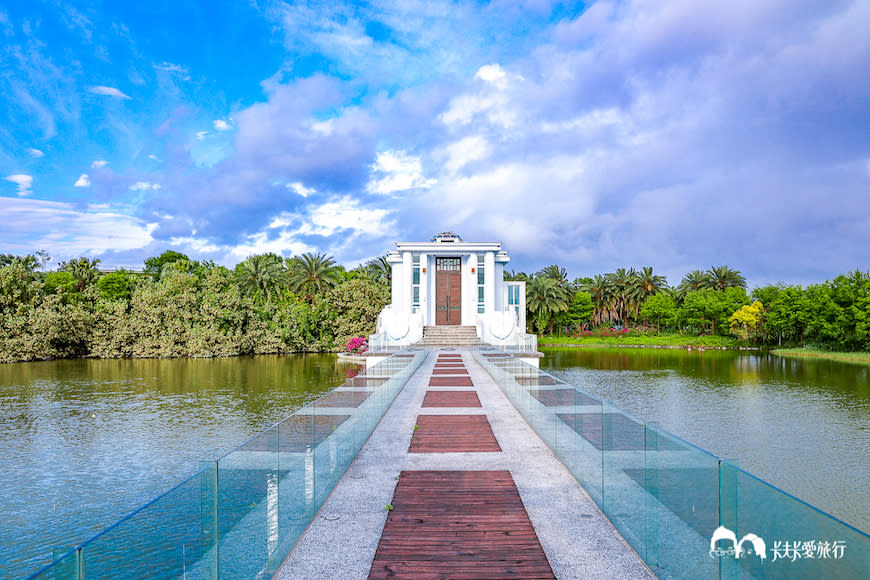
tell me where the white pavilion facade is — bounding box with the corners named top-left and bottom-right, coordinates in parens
top-left (368, 232), bottom-right (537, 362)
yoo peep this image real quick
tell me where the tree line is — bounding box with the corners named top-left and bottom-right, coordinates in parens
top-left (513, 265), bottom-right (870, 351)
top-left (0, 251), bottom-right (392, 364)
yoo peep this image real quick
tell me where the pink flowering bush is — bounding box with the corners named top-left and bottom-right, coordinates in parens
top-left (345, 336), bottom-right (368, 354)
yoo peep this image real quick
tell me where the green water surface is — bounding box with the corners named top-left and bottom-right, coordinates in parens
top-left (0, 354), bottom-right (358, 578)
top-left (541, 347), bottom-right (870, 533)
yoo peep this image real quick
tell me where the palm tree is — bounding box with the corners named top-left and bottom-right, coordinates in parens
top-left (536, 264), bottom-right (568, 286)
top-left (607, 267), bottom-right (636, 325)
top-left (287, 252), bottom-right (343, 298)
top-left (679, 270), bottom-right (709, 292)
top-left (365, 255), bottom-right (392, 285)
top-left (504, 270), bottom-right (531, 281)
top-left (582, 274), bottom-right (615, 326)
top-left (236, 254), bottom-right (286, 301)
top-left (526, 277), bottom-right (570, 335)
top-left (629, 266), bottom-right (668, 319)
top-left (706, 265), bottom-right (746, 291)
top-left (61, 257), bottom-right (101, 290)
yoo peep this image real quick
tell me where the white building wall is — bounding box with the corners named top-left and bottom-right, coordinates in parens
top-left (401, 251), bottom-right (412, 314)
top-left (484, 251), bottom-right (495, 315)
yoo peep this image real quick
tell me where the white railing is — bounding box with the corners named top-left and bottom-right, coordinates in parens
top-left (477, 309), bottom-right (538, 353)
top-left (368, 306), bottom-right (423, 351)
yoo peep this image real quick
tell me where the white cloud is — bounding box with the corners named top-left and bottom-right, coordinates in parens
top-left (88, 85), bottom-right (131, 99)
top-left (0, 197), bottom-right (155, 256)
top-left (475, 64), bottom-right (509, 88)
top-left (27, 148), bottom-right (44, 158)
top-left (168, 236), bottom-right (220, 253)
top-left (287, 182), bottom-right (315, 197)
top-left (153, 61), bottom-right (190, 80)
top-left (229, 230), bottom-right (315, 260)
top-left (366, 150), bottom-right (435, 195)
top-left (148, 154), bottom-right (161, 162)
top-left (4, 174), bottom-right (32, 196)
top-left (442, 136), bottom-right (491, 174)
top-left (129, 181), bottom-right (161, 191)
top-left (213, 119), bottom-right (232, 131)
top-left (91, 159), bottom-right (108, 169)
top-left (73, 173), bottom-right (91, 187)
top-left (196, 131), bottom-right (209, 141)
top-left (440, 65), bottom-right (522, 128)
top-left (306, 197), bottom-right (394, 237)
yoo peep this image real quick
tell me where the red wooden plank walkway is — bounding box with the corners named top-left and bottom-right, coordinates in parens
top-left (429, 376), bottom-right (474, 387)
top-left (421, 390), bottom-right (482, 408)
top-left (409, 415), bottom-right (501, 452)
top-left (369, 470), bottom-right (555, 579)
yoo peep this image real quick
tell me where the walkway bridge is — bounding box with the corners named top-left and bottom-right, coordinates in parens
top-left (31, 348), bottom-right (869, 579)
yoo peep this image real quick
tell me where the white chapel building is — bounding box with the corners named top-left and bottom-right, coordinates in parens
top-left (368, 232), bottom-right (538, 364)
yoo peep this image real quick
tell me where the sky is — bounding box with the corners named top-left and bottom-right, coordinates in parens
top-left (1, 0), bottom-right (869, 288)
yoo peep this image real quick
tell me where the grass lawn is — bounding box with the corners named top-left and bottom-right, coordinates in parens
top-left (771, 348), bottom-right (870, 366)
top-left (540, 334), bottom-right (740, 348)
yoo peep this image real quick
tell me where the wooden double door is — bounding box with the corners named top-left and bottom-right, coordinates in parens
top-left (435, 257), bottom-right (461, 325)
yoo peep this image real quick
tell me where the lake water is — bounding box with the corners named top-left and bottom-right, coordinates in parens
top-left (541, 347), bottom-right (870, 534)
top-left (0, 355), bottom-right (358, 578)
top-left (3, 349), bottom-right (868, 577)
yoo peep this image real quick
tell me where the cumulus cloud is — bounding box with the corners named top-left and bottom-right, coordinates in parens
top-left (27, 148), bottom-right (44, 158)
top-left (287, 182), bottom-right (315, 197)
top-left (366, 150), bottom-right (435, 195)
top-left (73, 173), bottom-right (91, 187)
top-left (4, 174), bottom-right (32, 196)
top-left (212, 119), bottom-right (232, 131)
top-left (91, 159), bottom-right (108, 168)
top-left (88, 85), bottom-right (131, 99)
top-left (0, 196), bottom-right (155, 256)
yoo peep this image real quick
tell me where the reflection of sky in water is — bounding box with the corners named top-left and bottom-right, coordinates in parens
top-left (0, 355), bottom-right (355, 578)
top-left (542, 349), bottom-right (870, 533)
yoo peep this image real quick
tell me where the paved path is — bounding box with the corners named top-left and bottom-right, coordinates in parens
top-left (274, 350), bottom-right (655, 579)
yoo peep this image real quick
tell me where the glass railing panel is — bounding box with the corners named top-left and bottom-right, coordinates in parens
top-left (215, 425), bottom-right (280, 579)
top-left (26, 352), bottom-right (424, 579)
top-left (642, 425), bottom-right (720, 580)
top-left (600, 402), bottom-right (648, 561)
top-left (70, 464), bottom-right (217, 579)
top-left (719, 461), bottom-right (869, 579)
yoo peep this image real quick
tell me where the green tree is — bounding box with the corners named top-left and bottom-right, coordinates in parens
top-left (60, 257), bottom-right (101, 290)
top-left (537, 264), bottom-right (568, 286)
top-left (97, 271), bottom-right (134, 302)
top-left (44, 271), bottom-right (78, 298)
top-left (582, 274), bottom-right (615, 326)
top-left (705, 265), bottom-right (747, 291)
top-left (526, 277), bottom-right (570, 334)
top-left (639, 293), bottom-right (677, 332)
top-left (680, 287), bottom-right (749, 335)
top-left (730, 301), bottom-right (765, 340)
top-left (364, 255), bottom-right (392, 285)
top-left (235, 254), bottom-right (286, 303)
top-left (287, 253), bottom-right (344, 298)
top-left (144, 250), bottom-right (190, 280)
top-left (557, 291), bottom-right (593, 333)
top-left (330, 277), bottom-right (390, 348)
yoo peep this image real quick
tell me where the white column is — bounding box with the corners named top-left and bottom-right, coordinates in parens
top-left (484, 251), bottom-right (495, 314)
top-left (419, 253), bottom-right (428, 325)
top-left (402, 251), bottom-right (413, 313)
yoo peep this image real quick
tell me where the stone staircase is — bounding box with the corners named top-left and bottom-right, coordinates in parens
top-left (412, 326), bottom-right (488, 348)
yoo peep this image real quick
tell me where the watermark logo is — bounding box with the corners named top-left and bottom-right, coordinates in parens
top-left (709, 526), bottom-right (767, 560)
top-left (709, 526), bottom-right (846, 563)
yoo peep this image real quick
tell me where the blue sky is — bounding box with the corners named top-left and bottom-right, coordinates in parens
top-left (2, 0), bottom-right (869, 287)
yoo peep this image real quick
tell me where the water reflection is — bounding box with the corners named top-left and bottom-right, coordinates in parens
top-left (542, 348), bottom-right (870, 533)
top-left (0, 354), bottom-right (358, 578)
